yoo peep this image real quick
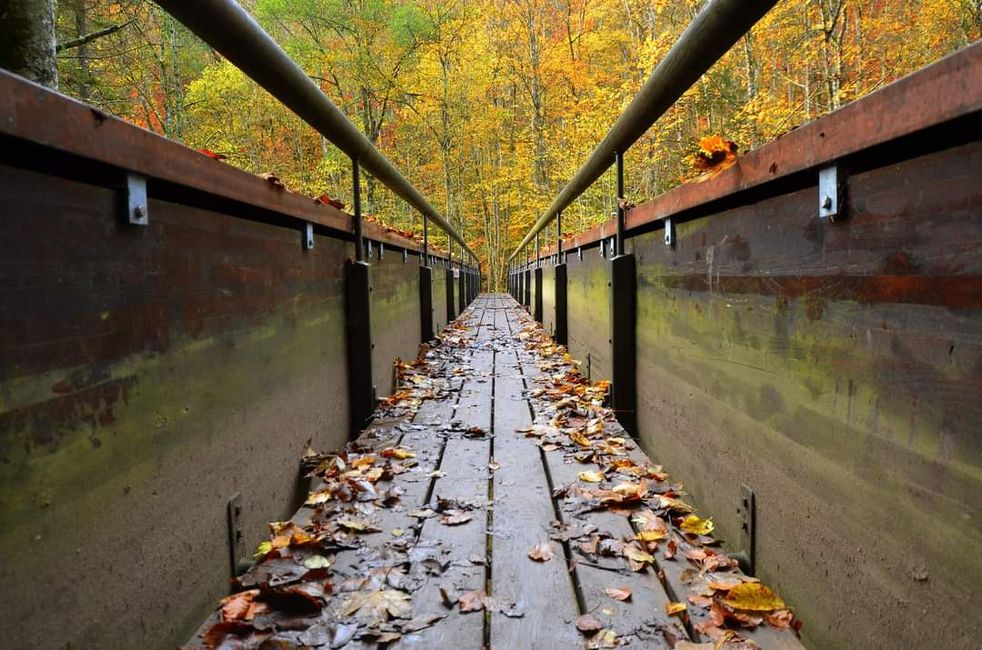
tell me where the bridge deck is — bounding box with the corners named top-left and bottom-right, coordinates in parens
top-left (189, 294), bottom-right (803, 649)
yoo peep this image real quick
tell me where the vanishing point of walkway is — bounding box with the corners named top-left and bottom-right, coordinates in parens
top-left (190, 295), bottom-right (803, 649)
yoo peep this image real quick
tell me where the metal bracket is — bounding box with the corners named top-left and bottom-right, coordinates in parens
top-left (819, 164), bottom-right (843, 221)
top-left (600, 239), bottom-right (607, 258)
top-left (664, 218), bottom-right (674, 247)
top-left (577, 247), bottom-right (582, 261)
top-left (734, 483), bottom-right (756, 576)
top-left (303, 222), bottom-right (314, 250)
top-left (379, 242), bottom-right (385, 261)
top-left (402, 248), bottom-right (408, 263)
top-left (227, 493), bottom-right (249, 579)
top-left (366, 240), bottom-right (373, 258)
top-left (125, 172), bottom-right (148, 225)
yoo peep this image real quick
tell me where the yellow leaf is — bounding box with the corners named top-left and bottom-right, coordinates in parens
top-left (382, 447), bottom-right (415, 460)
top-left (636, 530), bottom-right (667, 542)
top-left (570, 430), bottom-right (591, 447)
top-left (305, 490), bottom-right (332, 505)
top-left (666, 601), bottom-right (687, 616)
top-left (578, 470), bottom-right (604, 483)
top-left (722, 582), bottom-right (787, 612)
top-left (659, 496), bottom-right (694, 513)
top-left (623, 543), bottom-right (655, 571)
top-left (253, 540), bottom-right (272, 558)
top-left (679, 515), bottom-right (714, 536)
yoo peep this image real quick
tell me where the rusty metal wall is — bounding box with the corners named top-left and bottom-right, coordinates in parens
top-left (0, 158), bottom-right (362, 647)
top-left (370, 250), bottom-right (423, 396)
top-left (631, 139), bottom-right (982, 648)
top-left (565, 248), bottom-right (612, 382)
top-left (542, 264), bottom-right (556, 336)
top-left (431, 258), bottom-right (448, 336)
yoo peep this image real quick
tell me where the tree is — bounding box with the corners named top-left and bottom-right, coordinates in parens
top-left (1, 0), bottom-right (58, 88)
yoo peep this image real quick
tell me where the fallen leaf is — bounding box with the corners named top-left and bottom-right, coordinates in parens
top-left (339, 589), bottom-right (411, 625)
top-left (576, 613), bottom-right (604, 633)
top-left (722, 582), bottom-right (787, 612)
top-left (636, 530), bottom-right (667, 543)
top-left (766, 609), bottom-right (795, 629)
top-left (258, 172), bottom-right (286, 190)
top-left (604, 587), bottom-right (632, 601)
top-left (303, 555), bottom-right (331, 569)
top-left (586, 628), bottom-right (618, 648)
top-left (666, 601), bottom-right (688, 616)
top-left (623, 543), bottom-right (655, 571)
top-left (458, 590), bottom-right (486, 613)
top-left (679, 515), bottom-right (714, 536)
top-left (578, 470), bottom-right (604, 483)
top-left (528, 542), bottom-right (555, 562)
top-left (440, 511), bottom-right (473, 526)
top-left (220, 590), bottom-right (264, 622)
top-left (337, 516), bottom-right (379, 533)
top-left (381, 447), bottom-right (416, 460)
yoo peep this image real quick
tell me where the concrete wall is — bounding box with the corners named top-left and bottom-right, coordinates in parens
top-left (631, 140), bottom-right (981, 648)
top-left (370, 250), bottom-right (423, 396)
top-left (565, 248), bottom-right (612, 382)
top-left (0, 164), bottom-right (352, 648)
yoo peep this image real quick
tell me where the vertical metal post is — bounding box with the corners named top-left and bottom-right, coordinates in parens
top-left (610, 152), bottom-right (636, 437)
top-left (446, 234), bottom-right (456, 323)
top-left (523, 246), bottom-right (531, 309)
top-left (554, 210), bottom-right (567, 345)
top-left (353, 157), bottom-right (364, 261)
top-left (615, 150), bottom-right (625, 256)
top-left (556, 210), bottom-right (563, 259)
top-left (344, 154), bottom-right (374, 438)
top-left (533, 233), bottom-right (543, 323)
top-left (422, 214), bottom-right (429, 263)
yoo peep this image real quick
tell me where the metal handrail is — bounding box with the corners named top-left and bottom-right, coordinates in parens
top-left (507, 0), bottom-right (777, 262)
top-left (154, 0), bottom-right (477, 265)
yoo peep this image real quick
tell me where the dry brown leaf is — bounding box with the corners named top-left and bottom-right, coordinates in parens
top-left (458, 590), bottom-right (486, 613)
top-left (603, 587), bottom-right (632, 601)
top-left (575, 613), bottom-right (604, 633)
top-left (528, 542), bottom-right (555, 562)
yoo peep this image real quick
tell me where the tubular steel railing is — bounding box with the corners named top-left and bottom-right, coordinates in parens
top-left (155, 0), bottom-right (478, 272)
top-left (507, 0), bottom-right (777, 268)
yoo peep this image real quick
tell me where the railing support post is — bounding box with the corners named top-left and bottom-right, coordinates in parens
top-left (615, 150), bottom-right (625, 256)
top-left (345, 156), bottom-right (374, 438)
top-left (609, 252), bottom-right (636, 437)
top-left (419, 263), bottom-right (433, 342)
top-left (523, 247), bottom-right (531, 309)
top-left (555, 210), bottom-right (567, 344)
top-left (458, 263), bottom-right (466, 313)
top-left (534, 234), bottom-right (543, 322)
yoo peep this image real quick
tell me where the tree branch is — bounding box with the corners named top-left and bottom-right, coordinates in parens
top-left (56, 20), bottom-right (134, 53)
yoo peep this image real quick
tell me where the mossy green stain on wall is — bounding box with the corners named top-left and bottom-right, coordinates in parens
top-left (630, 189), bottom-right (982, 648)
top-left (369, 253), bottom-right (423, 397)
top-left (566, 252), bottom-right (612, 381)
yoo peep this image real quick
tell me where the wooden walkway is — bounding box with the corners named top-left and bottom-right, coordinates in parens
top-left (190, 295), bottom-right (803, 649)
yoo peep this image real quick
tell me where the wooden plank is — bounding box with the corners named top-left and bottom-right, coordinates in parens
top-left (398, 306), bottom-right (494, 648)
top-left (489, 347), bottom-right (581, 648)
top-left (501, 301), bottom-right (682, 647)
top-left (508, 294), bottom-right (804, 648)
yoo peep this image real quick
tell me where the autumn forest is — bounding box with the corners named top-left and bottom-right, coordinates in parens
top-left (54, 0), bottom-right (981, 285)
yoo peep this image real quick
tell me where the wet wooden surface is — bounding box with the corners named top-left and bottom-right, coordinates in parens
top-left (189, 294), bottom-right (804, 649)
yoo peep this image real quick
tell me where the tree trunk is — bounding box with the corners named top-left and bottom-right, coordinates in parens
top-left (0, 0), bottom-right (58, 89)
